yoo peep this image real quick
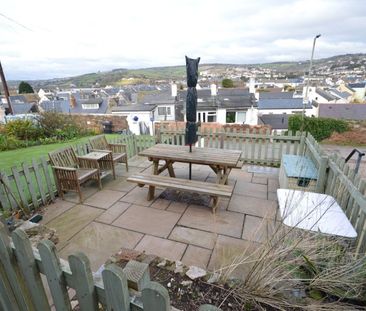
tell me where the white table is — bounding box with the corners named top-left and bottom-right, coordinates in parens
top-left (277, 189), bottom-right (357, 239)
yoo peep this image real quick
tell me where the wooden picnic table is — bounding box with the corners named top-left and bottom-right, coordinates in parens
top-left (139, 144), bottom-right (242, 184)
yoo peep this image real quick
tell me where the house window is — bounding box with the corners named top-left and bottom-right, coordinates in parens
top-left (236, 112), bottom-right (246, 123)
top-left (197, 111), bottom-right (216, 122)
top-left (226, 112), bottom-right (236, 123)
top-left (158, 107), bottom-right (171, 116)
top-left (207, 111), bottom-right (216, 122)
top-left (81, 103), bottom-right (99, 109)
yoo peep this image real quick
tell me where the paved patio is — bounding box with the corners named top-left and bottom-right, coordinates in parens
top-left (40, 156), bottom-right (280, 277)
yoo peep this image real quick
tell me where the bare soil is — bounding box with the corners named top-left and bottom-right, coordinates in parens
top-left (322, 122), bottom-right (366, 146)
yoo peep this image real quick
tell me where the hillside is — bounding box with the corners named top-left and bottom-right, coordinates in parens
top-left (7, 53), bottom-right (366, 89)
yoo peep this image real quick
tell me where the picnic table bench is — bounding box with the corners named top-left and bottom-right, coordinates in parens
top-left (127, 144), bottom-right (241, 213)
top-left (127, 173), bottom-right (233, 213)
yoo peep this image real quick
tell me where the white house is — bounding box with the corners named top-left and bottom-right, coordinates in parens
top-left (111, 104), bottom-right (155, 135)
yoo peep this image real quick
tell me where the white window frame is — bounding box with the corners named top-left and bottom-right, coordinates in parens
top-left (157, 106), bottom-right (172, 116)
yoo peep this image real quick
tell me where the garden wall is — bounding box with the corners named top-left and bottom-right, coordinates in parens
top-left (70, 114), bottom-right (128, 133)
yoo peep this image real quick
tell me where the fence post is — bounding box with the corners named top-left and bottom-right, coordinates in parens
top-left (69, 252), bottom-right (98, 311)
top-left (0, 224), bottom-right (35, 311)
top-left (38, 240), bottom-right (72, 311)
top-left (298, 133), bottom-right (305, 156)
top-left (11, 229), bottom-right (50, 311)
top-left (142, 281), bottom-right (170, 311)
top-left (102, 264), bottom-right (130, 311)
top-left (316, 155), bottom-right (329, 193)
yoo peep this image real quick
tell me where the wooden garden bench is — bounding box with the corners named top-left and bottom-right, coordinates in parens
top-left (49, 147), bottom-right (102, 203)
top-left (89, 135), bottom-right (128, 171)
top-left (127, 173), bottom-right (234, 213)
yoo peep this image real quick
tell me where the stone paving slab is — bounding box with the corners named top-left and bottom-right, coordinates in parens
top-left (150, 198), bottom-right (171, 210)
top-left (59, 222), bottom-right (143, 271)
top-left (84, 189), bottom-right (126, 209)
top-left (166, 201), bottom-right (188, 214)
top-left (241, 215), bottom-right (273, 243)
top-left (228, 194), bottom-right (277, 219)
top-left (181, 245), bottom-right (211, 269)
top-left (169, 226), bottom-right (217, 249)
top-left (104, 178), bottom-right (137, 192)
top-left (112, 204), bottom-right (181, 238)
top-left (178, 205), bottom-right (244, 238)
top-left (233, 181), bottom-right (267, 198)
top-left (41, 199), bottom-right (75, 224)
top-left (134, 235), bottom-right (187, 261)
top-left (63, 185), bottom-right (99, 203)
top-left (46, 204), bottom-right (103, 245)
top-left (251, 176), bottom-right (268, 185)
top-left (95, 202), bottom-right (131, 224)
top-left (120, 187), bottom-right (163, 206)
top-left (208, 235), bottom-right (259, 280)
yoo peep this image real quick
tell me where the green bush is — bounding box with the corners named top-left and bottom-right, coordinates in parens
top-left (4, 119), bottom-right (43, 141)
top-left (288, 115), bottom-right (349, 141)
top-left (222, 78), bottom-right (234, 88)
top-left (37, 111), bottom-right (88, 140)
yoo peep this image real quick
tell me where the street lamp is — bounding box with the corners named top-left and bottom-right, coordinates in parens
top-left (302, 34), bottom-right (321, 131)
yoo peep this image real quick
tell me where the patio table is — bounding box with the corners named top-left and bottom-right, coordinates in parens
top-left (78, 150), bottom-right (116, 179)
top-left (277, 189), bottom-right (357, 239)
top-left (139, 144), bottom-right (242, 184)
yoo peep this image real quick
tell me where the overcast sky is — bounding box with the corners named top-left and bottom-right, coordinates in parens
top-left (1, 0), bottom-right (366, 80)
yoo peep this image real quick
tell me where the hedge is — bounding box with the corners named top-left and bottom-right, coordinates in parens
top-left (288, 115), bottom-right (349, 141)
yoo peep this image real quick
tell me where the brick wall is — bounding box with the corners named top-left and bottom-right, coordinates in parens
top-left (155, 121), bottom-right (271, 134)
top-left (70, 114), bottom-right (128, 133)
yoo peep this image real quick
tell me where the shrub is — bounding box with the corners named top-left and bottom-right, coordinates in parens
top-left (4, 119), bottom-right (43, 141)
top-left (222, 78), bottom-right (234, 88)
top-left (288, 115), bottom-right (349, 141)
top-left (37, 111), bottom-right (87, 140)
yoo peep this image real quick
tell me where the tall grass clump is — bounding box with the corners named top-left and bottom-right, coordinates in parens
top-left (213, 192), bottom-right (366, 310)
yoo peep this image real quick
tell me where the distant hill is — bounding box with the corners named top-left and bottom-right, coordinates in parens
top-left (7, 53), bottom-right (366, 89)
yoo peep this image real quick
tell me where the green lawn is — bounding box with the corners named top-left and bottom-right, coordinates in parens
top-left (0, 134), bottom-right (121, 172)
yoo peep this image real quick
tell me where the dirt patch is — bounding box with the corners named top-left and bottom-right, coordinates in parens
top-left (108, 249), bottom-right (260, 311)
top-left (322, 122), bottom-right (366, 146)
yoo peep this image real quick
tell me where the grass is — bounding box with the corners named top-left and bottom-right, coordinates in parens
top-left (0, 134), bottom-right (121, 173)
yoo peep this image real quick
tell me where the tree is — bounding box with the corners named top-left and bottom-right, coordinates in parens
top-left (18, 81), bottom-right (34, 94)
top-left (222, 78), bottom-right (234, 88)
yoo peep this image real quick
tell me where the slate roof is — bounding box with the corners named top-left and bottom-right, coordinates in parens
top-left (348, 82), bottom-right (366, 89)
top-left (258, 114), bottom-right (289, 129)
top-left (259, 92), bottom-right (294, 99)
top-left (315, 88), bottom-right (337, 101)
top-left (319, 104), bottom-right (366, 120)
top-left (71, 98), bottom-right (108, 114)
top-left (177, 89), bottom-right (256, 110)
top-left (111, 104), bottom-right (156, 112)
top-left (258, 98), bottom-right (311, 109)
top-left (12, 103), bottom-right (37, 114)
top-left (328, 89), bottom-right (350, 99)
top-left (138, 90), bottom-right (175, 105)
top-left (40, 100), bottom-right (71, 113)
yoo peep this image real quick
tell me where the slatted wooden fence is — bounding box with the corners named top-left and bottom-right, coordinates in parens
top-left (0, 224), bottom-right (221, 311)
top-left (159, 128), bottom-right (303, 166)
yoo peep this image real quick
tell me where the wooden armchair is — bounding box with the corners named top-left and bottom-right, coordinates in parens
top-left (49, 147), bottom-right (102, 202)
top-left (89, 135), bottom-right (128, 171)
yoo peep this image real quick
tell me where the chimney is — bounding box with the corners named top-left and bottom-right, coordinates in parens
top-left (210, 83), bottom-right (217, 96)
top-left (69, 94), bottom-right (76, 108)
top-left (171, 83), bottom-right (177, 97)
top-left (249, 77), bottom-right (255, 94)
